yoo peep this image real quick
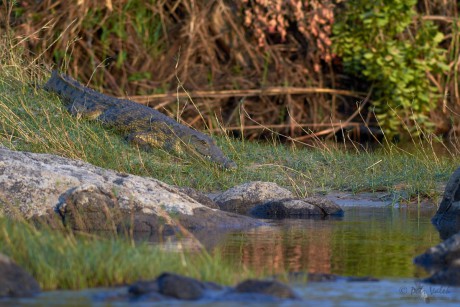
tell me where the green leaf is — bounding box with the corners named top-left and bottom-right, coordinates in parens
top-left (363, 53), bottom-right (374, 59)
top-left (433, 32), bottom-right (444, 44)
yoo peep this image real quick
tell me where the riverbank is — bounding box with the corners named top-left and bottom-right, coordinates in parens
top-left (1, 38), bottom-right (460, 296)
top-left (1, 56), bottom-right (457, 203)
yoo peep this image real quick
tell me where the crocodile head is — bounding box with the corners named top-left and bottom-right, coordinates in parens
top-left (184, 133), bottom-right (237, 170)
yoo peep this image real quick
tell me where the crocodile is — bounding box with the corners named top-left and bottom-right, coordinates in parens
top-left (43, 70), bottom-right (237, 169)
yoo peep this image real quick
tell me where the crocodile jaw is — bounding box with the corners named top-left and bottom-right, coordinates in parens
top-left (184, 134), bottom-right (237, 170)
top-left (221, 159), bottom-right (238, 170)
top-left (197, 144), bottom-right (237, 170)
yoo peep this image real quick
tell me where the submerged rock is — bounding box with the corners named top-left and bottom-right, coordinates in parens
top-left (0, 147), bottom-right (261, 236)
top-left (213, 181), bottom-right (294, 215)
top-left (0, 253), bottom-right (41, 297)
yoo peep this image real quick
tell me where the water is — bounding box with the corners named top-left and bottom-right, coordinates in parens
top-left (216, 205), bottom-right (439, 278)
top-left (3, 199), bottom-right (460, 306)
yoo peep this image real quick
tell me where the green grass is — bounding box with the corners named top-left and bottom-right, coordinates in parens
top-left (1, 33), bottom-right (458, 199)
top-left (0, 63), bottom-right (456, 200)
top-left (1, 36), bottom-right (459, 290)
top-left (0, 217), bottom-right (255, 290)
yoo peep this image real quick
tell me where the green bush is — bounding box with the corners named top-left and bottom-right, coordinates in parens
top-left (333, 0), bottom-right (448, 137)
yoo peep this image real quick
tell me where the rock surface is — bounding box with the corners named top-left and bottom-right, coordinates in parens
top-left (432, 166), bottom-right (460, 239)
top-left (213, 182), bottom-right (343, 218)
top-left (251, 196), bottom-right (344, 218)
top-left (0, 147), bottom-right (260, 235)
top-left (212, 181), bottom-right (294, 214)
top-left (0, 253), bottom-right (41, 297)
top-left (251, 198), bottom-right (322, 217)
top-left (414, 231), bottom-right (460, 286)
top-left (129, 273), bottom-right (218, 300)
top-left (177, 187), bottom-right (219, 209)
top-left (414, 166), bottom-right (460, 286)
top-left (232, 279), bottom-right (298, 299)
top-left (117, 272), bottom-right (298, 303)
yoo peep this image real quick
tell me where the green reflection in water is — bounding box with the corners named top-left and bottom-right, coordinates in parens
top-left (213, 207), bottom-right (441, 279)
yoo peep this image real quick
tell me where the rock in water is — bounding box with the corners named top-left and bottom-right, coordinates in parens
top-left (432, 166), bottom-right (460, 239)
top-left (233, 279), bottom-right (299, 299)
top-left (251, 197), bottom-right (343, 218)
top-left (414, 231), bottom-right (460, 286)
top-left (212, 181), bottom-right (343, 218)
top-left (125, 273), bottom-right (299, 303)
top-left (0, 253), bottom-right (41, 297)
top-left (213, 181), bottom-right (294, 215)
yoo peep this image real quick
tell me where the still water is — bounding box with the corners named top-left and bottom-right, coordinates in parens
top-left (216, 205), bottom-right (439, 278)
top-left (3, 200), bottom-right (460, 306)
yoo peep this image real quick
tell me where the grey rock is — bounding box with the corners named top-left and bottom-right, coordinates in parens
top-left (304, 196), bottom-right (344, 215)
top-left (177, 187), bottom-right (219, 209)
top-left (124, 273), bottom-right (299, 303)
top-left (0, 253), bottom-right (41, 297)
top-left (414, 232), bottom-right (460, 271)
top-left (233, 279), bottom-right (298, 299)
top-left (251, 198), bottom-right (322, 218)
top-left (0, 147), bottom-right (200, 218)
top-left (0, 147), bottom-right (260, 235)
top-left (214, 181), bottom-right (294, 215)
top-left (432, 166), bottom-right (460, 239)
top-left (413, 165), bottom-right (460, 286)
top-left (157, 273), bottom-right (206, 300)
top-left (59, 184), bottom-right (122, 231)
top-left (423, 268), bottom-right (460, 286)
top-left (128, 280), bottom-right (160, 296)
top-left (129, 273), bottom-right (223, 301)
top-left (250, 197), bottom-right (343, 219)
top-left (414, 231), bottom-right (460, 286)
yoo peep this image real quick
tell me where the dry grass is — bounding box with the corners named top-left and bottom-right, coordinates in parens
top-left (1, 18), bottom-right (460, 290)
top-left (0, 0), bottom-right (380, 141)
top-left (1, 28), bottom-right (459, 200)
top-left (1, 1), bottom-right (458, 141)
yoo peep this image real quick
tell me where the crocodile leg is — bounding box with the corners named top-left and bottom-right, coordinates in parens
top-left (67, 97), bottom-right (108, 120)
top-left (126, 122), bottom-right (185, 155)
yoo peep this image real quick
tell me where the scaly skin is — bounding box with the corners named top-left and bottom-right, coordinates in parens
top-left (44, 70), bottom-right (237, 169)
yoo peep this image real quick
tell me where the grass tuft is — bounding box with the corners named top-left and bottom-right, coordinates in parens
top-left (0, 217), bottom-right (254, 290)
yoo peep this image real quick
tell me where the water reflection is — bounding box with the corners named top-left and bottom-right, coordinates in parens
top-left (2, 207), bottom-right (455, 307)
top-left (214, 207), bottom-right (441, 278)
